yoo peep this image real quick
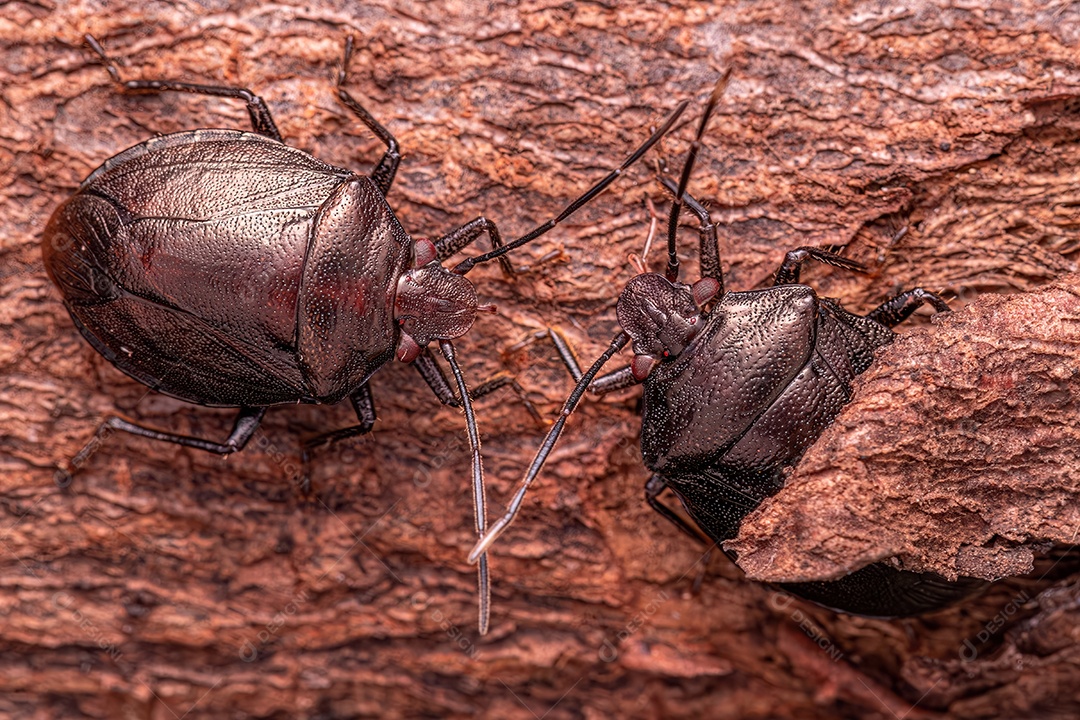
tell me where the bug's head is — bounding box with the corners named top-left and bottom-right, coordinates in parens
top-left (616, 272), bottom-right (719, 379)
top-left (394, 239), bottom-right (495, 363)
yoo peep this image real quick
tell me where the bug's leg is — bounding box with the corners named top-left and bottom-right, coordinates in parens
top-left (644, 474), bottom-right (711, 543)
top-left (336, 36), bottom-right (401, 195)
top-left (510, 328), bottom-right (641, 397)
top-left (510, 248), bottom-right (568, 275)
top-left (84, 35), bottom-right (283, 141)
top-left (772, 246), bottom-right (865, 285)
top-left (514, 328), bottom-right (643, 397)
top-left (507, 328), bottom-right (583, 382)
top-left (298, 385), bottom-right (378, 492)
top-left (413, 349), bottom-right (543, 424)
top-left (413, 349), bottom-right (460, 405)
top-left (658, 177), bottom-right (723, 291)
top-left (590, 366), bottom-right (639, 394)
top-left (433, 217), bottom-right (516, 277)
top-left (646, 476), bottom-right (719, 595)
top-left (469, 375), bottom-right (543, 425)
top-left (302, 383), bottom-right (377, 454)
top-left (866, 288), bottom-right (951, 328)
top-left (60, 406), bottom-right (267, 483)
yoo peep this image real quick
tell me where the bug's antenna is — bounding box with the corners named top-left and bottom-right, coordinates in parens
top-left (468, 331), bottom-right (630, 564)
top-left (452, 101), bottom-right (690, 275)
top-left (665, 69), bottom-right (731, 283)
top-left (439, 340), bottom-right (490, 635)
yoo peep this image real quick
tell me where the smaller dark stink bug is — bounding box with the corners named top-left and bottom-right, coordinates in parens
top-left (469, 76), bottom-right (986, 616)
top-left (42, 34), bottom-right (688, 633)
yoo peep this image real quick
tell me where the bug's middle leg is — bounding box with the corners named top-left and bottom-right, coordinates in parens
top-left (302, 383), bottom-right (377, 454)
top-left (299, 384), bottom-right (377, 494)
top-left (866, 288), bottom-right (951, 327)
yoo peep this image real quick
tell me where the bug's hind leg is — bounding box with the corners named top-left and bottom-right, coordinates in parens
top-left (58, 406), bottom-right (266, 486)
top-left (772, 246), bottom-right (865, 285)
top-left (867, 288), bottom-right (951, 328)
top-left (84, 35), bottom-right (283, 141)
top-left (336, 36), bottom-right (401, 195)
top-left (300, 384), bottom-right (377, 494)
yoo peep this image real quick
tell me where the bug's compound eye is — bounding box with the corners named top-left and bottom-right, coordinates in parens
top-left (631, 354), bottom-right (657, 380)
top-left (413, 237), bottom-right (437, 267)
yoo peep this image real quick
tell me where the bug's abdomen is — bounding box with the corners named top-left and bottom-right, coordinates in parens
top-left (780, 562), bottom-right (988, 617)
top-left (41, 130), bottom-right (354, 407)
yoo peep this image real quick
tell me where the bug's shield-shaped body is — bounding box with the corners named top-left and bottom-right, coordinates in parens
top-left (641, 284), bottom-right (892, 540)
top-left (639, 285), bottom-right (980, 615)
top-left (42, 129), bottom-right (410, 408)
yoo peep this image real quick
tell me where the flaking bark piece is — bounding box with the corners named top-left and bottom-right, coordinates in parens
top-left (729, 274), bottom-right (1080, 583)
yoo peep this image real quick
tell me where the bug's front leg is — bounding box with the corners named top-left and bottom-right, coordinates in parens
top-left (432, 218), bottom-right (516, 277)
top-left (772, 246), bottom-right (865, 285)
top-left (658, 176), bottom-right (723, 291)
top-left (412, 349), bottom-right (544, 425)
top-left (510, 328), bottom-right (641, 396)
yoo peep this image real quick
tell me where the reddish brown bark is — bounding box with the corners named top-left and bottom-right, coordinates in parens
top-left (2, 2), bottom-right (1079, 719)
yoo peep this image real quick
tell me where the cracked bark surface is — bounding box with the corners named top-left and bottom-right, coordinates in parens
top-left (2, 2), bottom-right (1079, 719)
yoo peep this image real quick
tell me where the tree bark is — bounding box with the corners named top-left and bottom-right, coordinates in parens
top-left (2, 2), bottom-right (1078, 719)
